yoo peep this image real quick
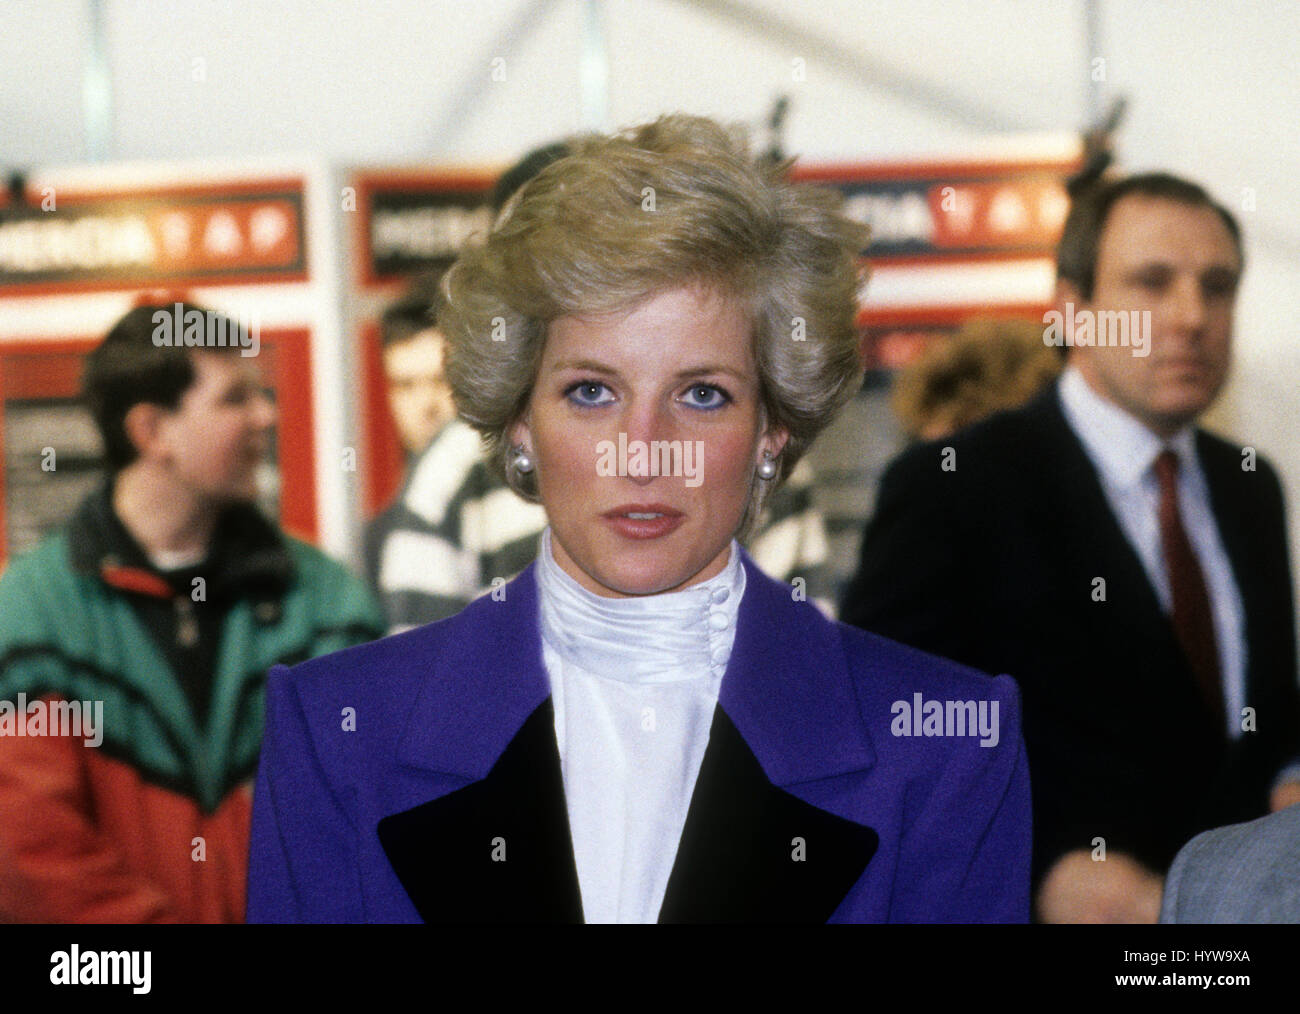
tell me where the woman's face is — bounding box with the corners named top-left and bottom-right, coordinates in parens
top-left (512, 284), bottom-right (787, 598)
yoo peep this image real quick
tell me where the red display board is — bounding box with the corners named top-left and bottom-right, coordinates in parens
top-left (0, 179), bottom-right (308, 296)
top-left (793, 154), bottom-right (1080, 370)
top-left (351, 168), bottom-right (495, 290)
top-left (792, 156), bottom-right (1078, 266)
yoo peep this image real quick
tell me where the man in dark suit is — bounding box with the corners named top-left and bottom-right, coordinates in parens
top-left (840, 172), bottom-right (1300, 922)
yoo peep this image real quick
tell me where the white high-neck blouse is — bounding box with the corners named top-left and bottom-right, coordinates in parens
top-left (536, 527), bottom-right (745, 924)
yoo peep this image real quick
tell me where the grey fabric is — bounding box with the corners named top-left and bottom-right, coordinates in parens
top-left (1160, 805), bottom-right (1300, 923)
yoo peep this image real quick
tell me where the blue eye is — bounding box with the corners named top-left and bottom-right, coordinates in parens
top-left (682, 384), bottom-right (730, 410)
top-left (565, 380), bottom-right (614, 407)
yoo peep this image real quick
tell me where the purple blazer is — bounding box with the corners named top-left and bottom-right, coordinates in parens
top-left (248, 553), bottom-right (1031, 923)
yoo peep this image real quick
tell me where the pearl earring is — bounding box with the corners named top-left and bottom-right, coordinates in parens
top-left (757, 452), bottom-right (778, 480)
top-left (513, 446), bottom-right (534, 474)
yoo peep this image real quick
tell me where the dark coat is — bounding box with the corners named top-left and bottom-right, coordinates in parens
top-left (840, 382), bottom-right (1300, 884)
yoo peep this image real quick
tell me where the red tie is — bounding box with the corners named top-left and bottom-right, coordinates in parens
top-left (1154, 449), bottom-right (1225, 730)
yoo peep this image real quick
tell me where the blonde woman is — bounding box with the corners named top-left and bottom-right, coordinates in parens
top-left (249, 115), bottom-right (1030, 923)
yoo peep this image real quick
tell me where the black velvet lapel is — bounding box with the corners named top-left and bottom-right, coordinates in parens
top-left (378, 698), bottom-right (878, 924)
top-left (657, 706), bottom-right (879, 924)
top-left (376, 698), bottom-right (584, 924)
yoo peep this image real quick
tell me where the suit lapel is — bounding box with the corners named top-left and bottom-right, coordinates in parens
top-left (658, 704), bottom-right (878, 923)
top-left (378, 554), bottom-right (881, 924)
top-left (378, 565), bottom-right (580, 923)
top-left (1034, 389), bottom-right (1169, 628)
top-left (377, 698), bottom-right (583, 924)
top-left (657, 556), bottom-right (881, 923)
top-left (1032, 388), bottom-right (1227, 740)
top-left (719, 556), bottom-right (878, 785)
top-left (1032, 387), bottom-right (1193, 664)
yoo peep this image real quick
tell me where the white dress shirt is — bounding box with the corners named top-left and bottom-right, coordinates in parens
top-left (536, 527), bottom-right (745, 923)
top-left (1058, 367), bottom-right (1246, 739)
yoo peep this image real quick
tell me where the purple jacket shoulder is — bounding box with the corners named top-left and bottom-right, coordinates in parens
top-left (248, 556), bottom-right (1030, 923)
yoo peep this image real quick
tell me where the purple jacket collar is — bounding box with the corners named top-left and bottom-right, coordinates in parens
top-left (393, 550), bottom-right (876, 787)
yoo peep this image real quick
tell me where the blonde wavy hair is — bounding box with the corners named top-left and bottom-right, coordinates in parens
top-left (440, 113), bottom-right (869, 536)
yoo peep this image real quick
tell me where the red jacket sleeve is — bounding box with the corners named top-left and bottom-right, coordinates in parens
top-left (0, 694), bottom-right (180, 923)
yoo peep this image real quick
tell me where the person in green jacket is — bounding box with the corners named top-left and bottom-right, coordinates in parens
top-left (0, 301), bottom-right (383, 923)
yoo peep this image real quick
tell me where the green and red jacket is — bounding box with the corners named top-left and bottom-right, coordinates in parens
top-left (0, 487), bottom-right (383, 923)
